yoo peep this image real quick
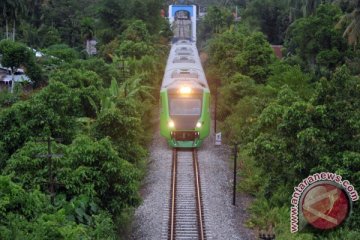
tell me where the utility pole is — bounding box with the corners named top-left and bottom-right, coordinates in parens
top-left (36, 135), bottom-right (63, 205)
top-left (214, 78), bottom-right (219, 134)
top-left (214, 82), bottom-right (217, 134)
top-left (118, 56), bottom-right (130, 97)
top-left (233, 143), bottom-right (238, 206)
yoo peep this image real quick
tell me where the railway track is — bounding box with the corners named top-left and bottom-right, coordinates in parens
top-left (168, 149), bottom-right (206, 240)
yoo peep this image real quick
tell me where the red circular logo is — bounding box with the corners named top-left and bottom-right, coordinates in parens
top-left (301, 183), bottom-right (350, 229)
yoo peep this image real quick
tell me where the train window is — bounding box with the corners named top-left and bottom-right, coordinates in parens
top-left (176, 41), bottom-right (191, 45)
top-left (176, 47), bottom-right (192, 52)
top-left (171, 72), bottom-right (199, 78)
top-left (172, 56), bottom-right (196, 64)
top-left (178, 52), bottom-right (192, 56)
top-left (170, 98), bottom-right (201, 116)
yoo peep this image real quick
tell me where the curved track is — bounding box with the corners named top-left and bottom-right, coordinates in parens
top-left (169, 149), bottom-right (206, 240)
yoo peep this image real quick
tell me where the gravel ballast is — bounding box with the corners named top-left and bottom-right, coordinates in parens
top-left (130, 128), bottom-right (255, 240)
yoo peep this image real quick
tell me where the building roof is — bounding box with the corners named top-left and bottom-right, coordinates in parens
top-left (271, 45), bottom-right (283, 59)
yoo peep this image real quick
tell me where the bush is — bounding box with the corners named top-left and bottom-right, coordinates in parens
top-left (43, 44), bottom-right (79, 62)
top-left (60, 135), bottom-right (141, 215)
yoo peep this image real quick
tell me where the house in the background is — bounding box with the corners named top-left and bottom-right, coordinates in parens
top-left (86, 40), bottom-right (97, 56)
top-left (271, 45), bottom-right (283, 59)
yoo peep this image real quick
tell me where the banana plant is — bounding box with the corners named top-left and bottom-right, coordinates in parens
top-left (118, 74), bottom-right (154, 100)
top-left (88, 78), bottom-right (118, 116)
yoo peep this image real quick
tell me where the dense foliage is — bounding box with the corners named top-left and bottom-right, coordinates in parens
top-left (203, 2), bottom-right (360, 239)
top-left (1, 0), bottom-right (359, 239)
top-left (0, 0), bottom-right (169, 239)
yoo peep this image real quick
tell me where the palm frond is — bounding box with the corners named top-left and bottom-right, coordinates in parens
top-left (87, 96), bottom-right (99, 116)
top-left (339, 8), bottom-right (360, 48)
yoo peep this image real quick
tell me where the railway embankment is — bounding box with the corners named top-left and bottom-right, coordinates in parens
top-left (130, 122), bottom-right (255, 239)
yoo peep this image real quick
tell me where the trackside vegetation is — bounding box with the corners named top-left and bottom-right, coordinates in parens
top-left (201, 2), bottom-right (359, 239)
top-left (0, 0), bottom-right (170, 239)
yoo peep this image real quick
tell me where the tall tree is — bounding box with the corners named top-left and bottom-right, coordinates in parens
top-left (288, 0), bottom-right (303, 21)
top-left (337, 7), bottom-right (360, 49)
top-left (25, 0), bottom-right (44, 28)
top-left (302, 0), bottom-right (322, 17)
top-left (1, 0), bottom-right (12, 39)
top-left (100, 0), bottom-right (130, 31)
top-left (2, 0), bottom-right (26, 41)
top-left (288, 0), bottom-right (335, 19)
top-left (81, 17), bottom-right (95, 55)
top-left (285, 4), bottom-right (347, 72)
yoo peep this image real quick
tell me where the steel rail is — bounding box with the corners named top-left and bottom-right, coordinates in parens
top-left (168, 149), bottom-right (206, 240)
top-left (193, 149), bottom-right (205, 240)
top-left (169, 148), bottom-right (177, 240)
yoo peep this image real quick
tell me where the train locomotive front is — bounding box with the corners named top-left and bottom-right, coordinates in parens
top-left (160, 40), bottom-right (210, 148)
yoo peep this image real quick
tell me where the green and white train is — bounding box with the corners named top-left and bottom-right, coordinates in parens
top-left (160, 39), bottom-right (210, 148)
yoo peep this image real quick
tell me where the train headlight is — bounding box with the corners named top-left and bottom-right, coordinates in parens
top-left (180, 86), bottom-right (192, 94)
top-left (168, 120), bottom-right (175, 128)
top-left (196, 121), bottom-right (202, 128)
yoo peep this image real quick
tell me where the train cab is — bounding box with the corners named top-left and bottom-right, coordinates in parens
top-left (160, 70), bottom-right (210, 148)
top-left (160, 40), bottom-right (210, 148)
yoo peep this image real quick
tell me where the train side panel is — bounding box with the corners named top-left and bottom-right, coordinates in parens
top-left (160, 90), bottom-right (171, 139)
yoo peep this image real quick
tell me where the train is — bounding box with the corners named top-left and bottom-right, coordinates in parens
top-left (160, 39), bottom-right (210, 148)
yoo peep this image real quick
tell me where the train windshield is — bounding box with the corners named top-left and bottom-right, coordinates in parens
top-left (170, 98), bottom-right (201, 116)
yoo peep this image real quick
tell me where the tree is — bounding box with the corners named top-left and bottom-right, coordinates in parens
top-left (207, 29), bottom-right (247, 77)
top-left (142, 0), bottom-right (163, 34)
top-left (244, 0), bottom-right (289, 44)
top-left (50, 68), bottom-right (102, 118)
top-left (117, 40), bottom-right (155, 59)
top-left (235, 32), bottom-right (275, 83)
top-left (287, 0), bottom-right (335, 19)
top-left (0, 175), bottom-right (115, 239)
top-left (240, 66), bottom-right (360, 236)
top-left (3, 140), bottom-right (63, 191)
top-left (285, 4), bottom-right (347, 73)
top-left (43, 44), bottom-right (79, 62)
top-left (81, 17), bottom-right (95, 55)
top-left (288, 0), bottom-right (304, 21)
top-left (24, 0), bottom-right (43, 28)
top-left (199, 6), bottom-right (232, 40)
top-left (302, 0), bottom-right (322, 17)
top-left (100, 0), bottom-right (130, 32)
top-left (337, 7), bottom-right (360, 49)
top-left (60, 135), bottom-right (141, 215)
top-left (267, 62), bottom-right (313, 99)
top-left (121, 20), bottom-right (150, 43)
top-left (37, 25), bottom-right (61, 48)
top-left (1, 0), bottom-right (11, 39)
top-left (0, 40), bottom-right (33, 92)
top-left (1, 0), bottom-right (26, 41)
top-left (0, 80), bottom-right (80, 161)
top-left (41, 0), bottom-right (88, 47)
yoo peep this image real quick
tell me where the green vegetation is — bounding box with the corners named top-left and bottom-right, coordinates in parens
top-left (0, 0), bottom-right (170, 239)
top-left (202, 2), bottom-right (359, 239)
top-left (2, 0), bottom-right (359, 239)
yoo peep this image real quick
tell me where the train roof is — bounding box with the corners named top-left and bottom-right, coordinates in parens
top-left (161, 40), bottom-right (209, 91)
